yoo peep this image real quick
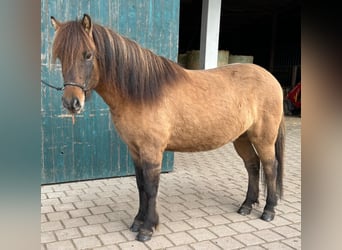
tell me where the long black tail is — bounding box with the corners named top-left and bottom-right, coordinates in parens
top-left (275, 116), bottom-right (285, 199)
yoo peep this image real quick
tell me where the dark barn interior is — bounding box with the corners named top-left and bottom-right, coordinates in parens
top-left (178, 0), bottom-right (301, 91)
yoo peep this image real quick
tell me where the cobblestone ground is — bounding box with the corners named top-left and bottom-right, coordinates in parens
top-left (41, 116), bottom-right (301, 250)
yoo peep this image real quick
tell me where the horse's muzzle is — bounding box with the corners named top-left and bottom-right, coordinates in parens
top-left (62, 96), bottom-right (83, 113)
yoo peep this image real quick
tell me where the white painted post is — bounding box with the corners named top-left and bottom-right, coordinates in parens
top-left (199, 0), bottom-right (222, 69)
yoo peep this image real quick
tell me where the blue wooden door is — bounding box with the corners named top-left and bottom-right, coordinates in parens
top-left (41, 0), bottom-right (180, 184)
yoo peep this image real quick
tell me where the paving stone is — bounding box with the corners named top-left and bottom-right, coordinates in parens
top-left (200, 205), bottom-right (226, 216)
top-left (222, 212), bottom-right (250, 222)
top-left (65, 189), bottom-right (85, 196)
top-left (93, 245), bottom-right (120, 250)
top-left (234, 233), bottom-right (265, 246)
top-left (47, 191), bottom-right (66, 199)
top-left (185, 217), bottom-right (213, 228)
top-left (54, 203), bottom-right (75, 212)
top-left (41, 205), bottom-right (54, 214)
top-left (187, 228), bottom-right (217, 241)
top-left (204, 214), bottom-right (231, 225)
top-left (41, 214), bottom-right (48, 223)
top-left (272, 225), bottom-right (301, 238)
top-left (145, 235), bottom-right (174, 249)
top-left (153, 223), bottom-right (173, 236)
top-left (55, 228), bottom-right (81, 240)
top-left (164, 211), bottom-right (190, 221)
top-left (98, 232), bottom-right (126, 245)
top-left (165, 245), bottom-right (193, 250)
top-left (46, 240), bottom-right (75, 250)
top-left (41, 185), bottom-right (54, 193)
top-left (41, 231), bottom-right (56, 244)
top-left (164, 203), bottom-right (188, 212)
top-left (166, 221), bottom-right (192, 232)
top-left (59, 196), bottom-right (81, 204)
top-left (262, 241), bottom-right (294, 249)
top-left (282, 237), bottom-right (301, 249)
top-left (85, 214), bottom-right (109, 225)
top-left (47, 211), bottom-right (70, 221)
top-left (118, 241), bottom-right (149, 250)
top-left (52, 184), bottom-right (71, 192)
top-left (162, 195), bottom-right (185, 203)
top-left (41, 221), bottom-right (64, 232)
top-left (253, 229), bottom-right (285, 242)
top-left (103, 221), bottom-right (128, 232)
top-left (181, 200), bottom-right (204, 209)
top-left (190, 240), bottom-right (222, 250)
top-left (280, 212), bottom-right (301, 224)
top-left (68, 182), bottom-right (88, 190)
top-left (89, 205), bottom-right (112, 215)
top-left (229, 221), bottom-right (257, 233)
top-left (183, 208), bottom-right (208, 218)
top-left (166, 232), bottom-right (196, 245)
top-left (197, 198), bottom-right (221, 207)
top-left (94, 197), bottom-right (115, 206)
top-left (69, 208), bottom-right (91, 218)
top-left (270, 216), bottom-right (292, 227)
top-left (41, 198), bottom-right (61, 206)
top-left (79, 193), bottom-right (99, 201)
top-left (83, 187), bottom-right (103, 194)
top-left (239, 246), bottom-right (265, 250)
top-left (120, 229), bottom-right (137, 241)
top-left (73, 236), bottom-right (102, 249)
top-left (41, 193), bottom-right (47, 200)
top-left (105, 210), bottom-right (131, 221)
top-left (212, 236), bottom-right (245, 249)
top-left (208, 224), bottom-right (237, 237)
top-left (289, 222), bottom-right (301, 231)
top-left (79, 224), bottom-right (106, 236)
top-left (74, 200), bottom-right (96, 209)
top-left (246, 218), bottom-right (275, 230)
top-left (62, 218), bottom-right (87, 228)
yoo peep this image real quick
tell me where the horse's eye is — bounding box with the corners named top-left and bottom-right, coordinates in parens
top-left (84, 52), bottom-right (93, 61)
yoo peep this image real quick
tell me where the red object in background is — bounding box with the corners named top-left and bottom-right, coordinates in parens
top-left (286, 82), bottom-right (301, 108)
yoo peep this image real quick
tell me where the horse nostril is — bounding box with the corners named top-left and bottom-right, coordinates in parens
top-left (62, 96), bottom-right (69, 109)
top-left (72, 97), bottom-right (81, 110)
top-left (62, 96), bottom-right (82, 112)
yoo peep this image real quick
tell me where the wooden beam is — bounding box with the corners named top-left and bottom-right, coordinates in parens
top-left (199, 0), bottom-right (222, 69)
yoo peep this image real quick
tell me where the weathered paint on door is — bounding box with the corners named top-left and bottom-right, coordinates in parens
top-left (41, 0), bottom-right (180, 184)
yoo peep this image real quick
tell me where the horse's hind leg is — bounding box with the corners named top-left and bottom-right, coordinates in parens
top-left (233, 133), bottom-right (260, 216)
top-left (251, 138), bottom-right (279, 222)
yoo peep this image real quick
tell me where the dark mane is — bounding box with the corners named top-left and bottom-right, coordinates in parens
top-left (52, 19), bottom-right (188, 104)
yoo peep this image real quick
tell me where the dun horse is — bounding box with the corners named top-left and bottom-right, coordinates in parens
top-left (50, 14), bottom-right (285, 242)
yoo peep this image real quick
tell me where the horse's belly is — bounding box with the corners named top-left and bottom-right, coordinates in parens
top-left (166, 127), bottom-right (241, 152)
top-left (166, 140), bottom-right (230, 152)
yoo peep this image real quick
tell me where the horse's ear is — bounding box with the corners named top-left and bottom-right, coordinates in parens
top-left (81, 14), bottom-right (93, 34)
top-left (51, 16), bottom-right (61, 31)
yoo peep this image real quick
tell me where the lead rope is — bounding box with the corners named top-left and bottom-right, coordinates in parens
top-left (41, 80), bottom-right (64, 91)
top-left (41, 79), bottom-right (76, 124)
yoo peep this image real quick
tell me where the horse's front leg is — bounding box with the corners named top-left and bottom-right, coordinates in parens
top-left (129, 152), bottom-right (161, 242)
top-left (136, 161), bottom-right (161, 241)
top-left (130, 164), bottom-right (147, 232)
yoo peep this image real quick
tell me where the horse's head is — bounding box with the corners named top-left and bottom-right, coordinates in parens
top-left (51, 14), bottom-right (100, 114)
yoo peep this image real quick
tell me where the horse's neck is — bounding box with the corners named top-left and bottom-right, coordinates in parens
top-left (94, 81), bottom-right (125, 113)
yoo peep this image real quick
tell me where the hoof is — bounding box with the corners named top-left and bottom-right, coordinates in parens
top-left (136, 229), bottom-right (153, 242)
top-left (261, 210), bottom-right (275, 222)
top-left (130, 221), bottom-right (143, 232)
top-left (238, 205), bottom-right (252, 216)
